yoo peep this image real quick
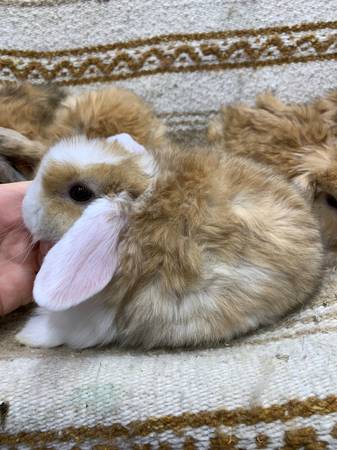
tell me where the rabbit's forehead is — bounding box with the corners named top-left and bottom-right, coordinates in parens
top-left (39, 135), bottom-right (157, 180)
top-left (42, 136), bottom-right (129, 170)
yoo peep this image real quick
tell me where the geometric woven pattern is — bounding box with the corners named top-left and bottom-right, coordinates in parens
top-left (1, 21), bottom-right (337, 87)
top-left (1, 266), bottom-right (337, 449)
top-left (2, 1), bottom-right (337, 448)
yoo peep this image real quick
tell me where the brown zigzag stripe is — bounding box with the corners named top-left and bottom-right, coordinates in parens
top-left (0, 20), bottom-right (337, 85)
top-left (1, 395), bottom-right (337, 447)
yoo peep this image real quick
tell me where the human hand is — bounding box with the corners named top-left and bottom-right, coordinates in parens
top-left (0, 182), bottom-right (46, 316)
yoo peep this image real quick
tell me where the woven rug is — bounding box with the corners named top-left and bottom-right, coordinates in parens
top-left (2, 1), bottom-right (337, 449)
top-left (2, 0), bottom-right (337, 135)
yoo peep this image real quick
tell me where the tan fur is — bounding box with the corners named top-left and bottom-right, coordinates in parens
top-left (0, 82), bottom-right (67, 140)
top-left (43, 159), bottom-right (149, 202)
top-left (0, 82), bottom-right (166, 182)
top-left (52, 88), bottom-right (165, 148)
top-left (19, 138), bottom-right (323, 349)
top-left (208, 90), bottom-right (337, 250)
top-left (0, 83), bottom-right (66, 181)
top-left (112, 149), bottom-right (323, 348)
top-left (40, 156), bottom-right (150, 241)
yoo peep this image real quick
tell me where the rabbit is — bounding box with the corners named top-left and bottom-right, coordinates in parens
top-left (0, 82), bottom-right (166, 182)
top-left (208, 90), bottom-right (337, 251)
top-left (16, 133), bottom-right (323, 350)
top-left (0, 82), bottom-right (64, 182)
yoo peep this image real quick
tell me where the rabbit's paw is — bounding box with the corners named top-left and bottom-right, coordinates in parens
top-left (16, 312), bottom-right (63, 348)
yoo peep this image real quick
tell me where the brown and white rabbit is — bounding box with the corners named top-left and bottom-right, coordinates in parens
top-left (208, 91), bottom-right (337, 250)
top-left (0, 82), bottom-right (165, 182)
top-left (16, 134), bottom-right (323, 349)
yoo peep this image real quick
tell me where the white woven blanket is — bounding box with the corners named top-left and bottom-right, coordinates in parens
top-left (1, 1), bottom-right (337, 449)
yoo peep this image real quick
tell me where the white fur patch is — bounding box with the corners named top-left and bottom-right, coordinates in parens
top-left (108, 133), bottom-right (158, 177)
top-left (16, 309), bottom-right (64, 348)
top-left (16, 302), bottom-right (117, 349)
top-left (45, 135), bottom-right (127, 168)
top-left (137, 152), bottom-right (158, 177)
top-left (107, 133), bottom-right (146, 155)
top-left (22, 174), bottom-right (44, 240)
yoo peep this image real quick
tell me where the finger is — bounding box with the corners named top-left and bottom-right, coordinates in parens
top-left (0, 268), bottom-right (33, 316)
top-left (0, 182), bottom-right (31, 229)
top-left (0, 294), bottom-right (32, 316)
top-left (1, 181), bottom-right (31, 194)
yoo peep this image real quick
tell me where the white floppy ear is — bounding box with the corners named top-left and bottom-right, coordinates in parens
top-left (33, 197), bottom-right (127, 311)
top-left (107, 133), bottom-right (147, 155)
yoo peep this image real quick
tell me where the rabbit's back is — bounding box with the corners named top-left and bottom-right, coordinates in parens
top-left (114, 153), bottom-right (323, 348)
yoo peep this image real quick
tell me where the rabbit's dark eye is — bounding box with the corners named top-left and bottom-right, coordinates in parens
top-left (326, 194), bottom-right (337, 209)
top-left (69, 183), bottom-right (94, 203)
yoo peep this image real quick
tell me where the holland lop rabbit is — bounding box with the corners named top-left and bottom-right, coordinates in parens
top-left (17, 134), bottom-right (323, 349)
top-left (208, 90), bottom-right (337, 250)
top-left (0, 82), bottom-right (165, 182)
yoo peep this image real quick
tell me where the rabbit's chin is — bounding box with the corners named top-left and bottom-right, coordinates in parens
top-left (15, 301), bottom-right (117, 350)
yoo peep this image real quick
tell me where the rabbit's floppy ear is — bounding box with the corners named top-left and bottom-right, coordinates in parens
top-left (107, 133), bottom-right (147, 155)
top-left (33, 196), bottom-right (127, 311)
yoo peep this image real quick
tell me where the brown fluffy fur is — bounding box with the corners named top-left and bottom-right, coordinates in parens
top-left (0, 82), bottom-right (166, 182)
top-left (114, 148), bottom-right (323, 347)
top-left (17, 138), bottom-right (323, 349)
top-left (0, 82), bottom-right (67, 140)
top-left (208, 90), bottom-right (337, 250)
